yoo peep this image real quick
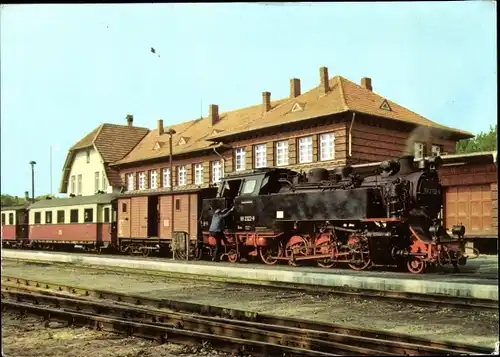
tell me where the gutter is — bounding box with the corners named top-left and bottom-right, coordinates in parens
top-left (348, 112), bottom-right (356, 157)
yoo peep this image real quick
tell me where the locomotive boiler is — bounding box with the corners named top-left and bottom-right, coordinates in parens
top-left (201, 155), bottom-right (470, 274)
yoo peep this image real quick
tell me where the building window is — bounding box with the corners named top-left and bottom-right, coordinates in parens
top-left (254, 144), bottom-right (267, 168)
top-left (212, 160), bottom-right (222, 183)
top-left (57, 210), bottom-right (65, 224)
top-left (126, 173), bottom-right (134, 191)
top-left (94, 171), bottom-right (100, 192)
top-left (34, 212), bottom-right (41, 224)
top-left (70, 175), bottom-right (76, 194)
top-left (276, 140), bottom-right (289, 166)
top-left (8, 213), bottom-right (14, 225)
top-left (45, 211), bottom-right (52, 224)
top-left (235, 148), bottom-right (246, 171)
top-left (414, 142), bottom-right (425, 160)
top-left (175, 199), bottom-right (181, 211)
top-left (84, 208), bottom-right (93, 223)
top-left (320, 133), bottom-right (335, 161)
top-left (298, 136), bottom-right (313, 163)
top-left (77, 175), bottom-right (83, 195)
top-left (138, 172), bottom-right (146, 190)
top-left (178, 166), bottom-right (187, 186)
top-left (86, 149), bottom-right (90, 163)
top-left (150, 170), bottom-right (158, 189)
top-left (162, 168), bottom-right (171, 188)
top-left (70, 209), bottom-right (79, 223)
top-left (194, 163), bottom-right (203, 185)
top-left (431, 145), bottom-right (441, 157)
top-left (1, 213), bottom-right (5, 225)
top-left (102, 171), bottom-right (108, 192)
top-left (104, 207), bottom-right (110, 223)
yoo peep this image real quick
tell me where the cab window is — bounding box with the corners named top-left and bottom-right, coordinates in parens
top-left (242, 180), bottom-right (257, 195)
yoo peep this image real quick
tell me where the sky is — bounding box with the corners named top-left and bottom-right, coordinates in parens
top-left (0, 2), bottom-right (497, 197)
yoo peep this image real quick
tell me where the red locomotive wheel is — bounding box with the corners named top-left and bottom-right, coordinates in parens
top-left (407, 258), bottom-right (426, 274)
top-left (227, 249), bottom-right (239, 263)
top-left (285, 236), bottom-right (308, 267)
top-left (259, 246), bottom-right (283, 265)
top-left (317, 242), bottom-right (337, 269)
top-left (348, 256), bottom-right (372, 271)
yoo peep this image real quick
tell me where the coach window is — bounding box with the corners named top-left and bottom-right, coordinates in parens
top-left (70, 209), bottom-right (79, 223)
top-left (122, 203), bottom-right (127, 213)
top-left (104, 207), bottom-right (110, 223)
top-left (241, 180), bottom-right (257, 195)
top-left (84, 208), bottom-right (93, 223)
top-left (1, 213), bottom-right (5, 225)
top-left (34, 212), bottom-right (41, 224)
top-left (8, 213), bottom-right (14, 225)
top-left (45, 211), bottom-right (52, 224)
top-left (175, 199), bottom-right (181, 211)
top-left (57, 210), bottom-right (65, 224)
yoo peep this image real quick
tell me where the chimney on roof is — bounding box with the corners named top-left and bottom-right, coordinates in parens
top-left (126, 114), bottom-right (134, 126)
top-left (24, 191), bottom-right (29, 201)
top-left (290, 78), bottom-right (301, 98)
top-left (209, 104), bottom-right (219, 126)
top-left (319, 66), bottom-right (329, 95)
top-left (262, 91), bottom-right (271, 113)
top-left (361, 77), bottom-right (373, 91)
top-left (158, 119), bottom-right (164, 135)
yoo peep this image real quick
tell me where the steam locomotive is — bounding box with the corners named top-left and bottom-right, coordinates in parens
top-left (201, 155), bottom-right (469, 273)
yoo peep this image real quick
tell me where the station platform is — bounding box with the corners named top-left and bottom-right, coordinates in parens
top-left (2, 250), bottom-right (498, 301)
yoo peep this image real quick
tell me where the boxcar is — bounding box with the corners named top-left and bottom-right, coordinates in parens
top-left (28, 194), bottom-right (118, 252)
top-left (1, 204), bottom-right (30, 247)
top-left (117, 187), bottom-right (217, 257)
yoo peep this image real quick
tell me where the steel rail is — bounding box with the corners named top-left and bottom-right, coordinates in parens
top-left (1, 276), bottom-right (493, 355)
top-left (2, 260), bottom-right (498, 311)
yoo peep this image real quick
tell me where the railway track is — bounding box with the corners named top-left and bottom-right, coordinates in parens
top-left (4, 258), bottom-right (498, 312)
top-left (1, 276), bottom-right (493, 356)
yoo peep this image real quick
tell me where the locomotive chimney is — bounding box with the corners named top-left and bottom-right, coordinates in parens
top-left (398, 155), bottom-right (415, 174)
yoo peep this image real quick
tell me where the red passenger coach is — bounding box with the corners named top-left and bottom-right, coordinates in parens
top-left (28, 194), bottom-right (118, 252)
top-left (1, 204), bottom-right (30, 247)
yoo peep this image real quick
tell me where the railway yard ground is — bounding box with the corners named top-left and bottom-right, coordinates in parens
top-left (1, 256), bottom-right (499, 357)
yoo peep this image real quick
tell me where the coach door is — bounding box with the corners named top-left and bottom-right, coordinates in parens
top-left (16, 209), bottom-right (29, 239)
top-left (118, 198), bottom-right (131, 238)
top-left (131, 196), bottom-right (148, 238)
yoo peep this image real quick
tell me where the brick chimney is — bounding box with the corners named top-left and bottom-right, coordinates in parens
top-left (126, 114), bottom-right (134, 126)
top-left (262, 91), bottom-right (271, 112)
top-left (157, 119), bottom-right (164, 135)
top-left (209, 104), bottom-right (219, 126)
top-left (361, 77), bottom-right (373, 91)
top-left (290, 78), bottom-right (301, 98)
top-left (319, 66), bottom-right (329, 95)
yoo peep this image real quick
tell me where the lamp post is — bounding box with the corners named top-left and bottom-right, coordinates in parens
top-left (166, 128), bottom-right (176, 260)
top-left (29, 161), bottom-right (37, 202)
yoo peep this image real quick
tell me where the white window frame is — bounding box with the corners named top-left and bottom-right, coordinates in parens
top-left (77, 174), bottom-right (82, 195)
top-left (194, 163), bottom-right (203, 185)
top-left (126, 173), bottom-right (134, 191)
top-left (94, 171), bottom-right (100, 192)
top-left (212, 160), bottom-right (222, 183)
top-left (235, 148), bottom-right (246, 171)
top-left (414, 142), bottom-right (424, 160)
top-left (431, 144), bottom-right (441, 157)
top-left (162, 168), bottom-right (171, 188)
top-left (70, 175), bottom-right (76, 194)
top-left (298, 136), bottom-right (313, 163)
top-left (102, 171), bottom-right (108, 191)
top-left (319, 133), bottom-right (335, 161)
top-left (178, 166), bottom-right (187, 186)
top-left (254, 144), bottom-right (267, 168)
top-left (138, 172), bottom-right (146, 190)
top-left (150, 170), bottom-right (158, 189)
top-left (276, 140), bottom-right (289, 166)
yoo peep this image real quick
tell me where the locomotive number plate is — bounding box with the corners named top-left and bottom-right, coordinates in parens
top-left (240, 216), bottom-right (255, 222)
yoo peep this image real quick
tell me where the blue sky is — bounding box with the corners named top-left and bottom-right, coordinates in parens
top-left (0, 2), bottom-right (497, 197)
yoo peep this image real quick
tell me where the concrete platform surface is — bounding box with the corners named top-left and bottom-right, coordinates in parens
top-left (2, 250), bottom-right (498, 301)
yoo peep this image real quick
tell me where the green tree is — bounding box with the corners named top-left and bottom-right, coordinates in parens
top-left (456, 124), bottom-right (497, 154)
top-left (1, 194), bottom-right (56, 207)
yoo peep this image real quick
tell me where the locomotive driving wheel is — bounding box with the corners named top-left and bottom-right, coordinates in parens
top-left (227, 249), bottom-right (239, 263)
top-left (346, 235), bottom-right (372, 271)
top-left (407, 258), bottom-right (426, 274)
top-left (259, 246), bottom-right (283, 265)
top-left (316, 241), bottom-right (337, 269)
top-left (285, 236), bottom-right (309, 267)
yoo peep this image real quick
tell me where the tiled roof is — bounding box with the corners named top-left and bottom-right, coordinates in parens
top-left (113, 99), bottom-right (287, 165)
top-left (113, 73), bottom-right (473, 166)
top-left (60, 123), bottom-right (150, 192)
top-left (210, 76), bottom-right (473, 139)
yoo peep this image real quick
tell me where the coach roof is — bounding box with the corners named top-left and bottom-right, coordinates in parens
top-left (29, 193), bottom-right (119, 209)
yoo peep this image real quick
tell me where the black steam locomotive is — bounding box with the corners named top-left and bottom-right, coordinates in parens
top-left (201, 155), bottom-right (469, 274)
